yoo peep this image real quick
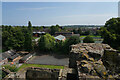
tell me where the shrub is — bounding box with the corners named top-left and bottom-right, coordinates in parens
top-left (83, 35), bottom-right (94, 43)
top-left (3, 65), bottom-right (18, 72)
top-left (63, 36), bottom-right (81, 53)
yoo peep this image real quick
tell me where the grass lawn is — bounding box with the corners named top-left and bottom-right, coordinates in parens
top-left (18, 64), bottom-right (64, 71)
top-left (32, 37), bottom-right (39, 39)
top-left (80, 35), bottom-right (101, 38)
top-left (0, 49), bottom-right (2, 53)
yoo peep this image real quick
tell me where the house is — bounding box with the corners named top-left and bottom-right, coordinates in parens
top-left (19, 53), bottom-right (33, 63)
top-left (33, 31), bottom-right (46, 37)
top-left (54, 35), bottom-right (66, 41)
top-left (55, 32), bottom-right (74, 38)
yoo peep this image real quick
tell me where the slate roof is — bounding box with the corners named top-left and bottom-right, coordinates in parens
top-left (9, 54), bottom-right (20, 60)
top-left (2, 50), bottom-right (17, 60)
top-left (55, 35), bottom-right (66, 41)
top-left (20, 53), bottom-right (32, 61)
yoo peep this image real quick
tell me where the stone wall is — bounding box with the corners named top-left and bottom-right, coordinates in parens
top-left (26, 67), bottom-right (60, 80)
top-left (69, 43), bottom-right (118, 80)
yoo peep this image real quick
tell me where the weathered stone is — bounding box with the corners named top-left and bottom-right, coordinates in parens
top-left (71, 43), bottom-right (105, 59)
top-left (70, 43), bottom-right (117, 80)
top-left (94, 64), bottom-right (107, 78)
top-left (94, 60), bottom-right (103, 65)
top-left (88, 57), bottom-right (94, 62)
top-left (81, 63), bottom-right (93, 73)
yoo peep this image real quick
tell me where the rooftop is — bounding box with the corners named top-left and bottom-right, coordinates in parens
top-left (55, 35), bottom-right (66, 41)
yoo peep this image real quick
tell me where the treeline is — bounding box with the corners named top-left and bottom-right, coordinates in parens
top-left (2, 21), bottom-right (33, 52)
top-left (2, 21), bottom-right (96, 54)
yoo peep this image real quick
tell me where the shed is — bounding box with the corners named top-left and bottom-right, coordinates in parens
top-left (19, 54), bottom-right (33, 63)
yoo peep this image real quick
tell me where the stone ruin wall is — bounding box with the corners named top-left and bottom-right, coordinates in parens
top-left (26, 67), bottom-right (60, 80)
top-left (69, 43), bottom-right (118, 80)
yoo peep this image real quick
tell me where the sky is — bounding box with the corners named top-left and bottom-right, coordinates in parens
top-left (2, 2), bottom-right (118, 26)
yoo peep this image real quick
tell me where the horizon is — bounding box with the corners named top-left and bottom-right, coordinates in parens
top-left (2, 2), bottom-right (118, 26)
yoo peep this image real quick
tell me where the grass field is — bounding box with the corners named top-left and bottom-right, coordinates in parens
top-left (18, 64), bottom-right (64, 71)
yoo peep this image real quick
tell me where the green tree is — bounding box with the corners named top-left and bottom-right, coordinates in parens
top-left (28, 21), bottom-right (32, 28)
top-left (24, 29), bottom-right (33, 52)
top-left (50, 24), bottom-right (60, 35)
top-left (83, 35), bottom-right (94, 43)
top-left (38, 34), bottom-right (55, 51)
top-left (54, 41), bottom-right (64, 53)
top-left (99, 18), bottom-right (120, 49)
top-left (63, 36), bottom-right (81, 53)
top-left (78, 28), bottom-right (82, 35)
top-left (72, 29), bottom-right (78, 34)
top-left (2, 26), bottom-right (25, 51)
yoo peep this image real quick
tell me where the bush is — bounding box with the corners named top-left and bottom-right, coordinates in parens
top-left (3, 65), bottom-right (18, 72)
top-left (83, 35), bottom-right (94, 43)
top-left (63, 36), bottom-right (81, 53)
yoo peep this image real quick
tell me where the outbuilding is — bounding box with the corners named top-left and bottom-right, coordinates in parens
top-left (55, 35), bottom-right (66, 41)
top-left (19, 53), bottom-right (33, 63)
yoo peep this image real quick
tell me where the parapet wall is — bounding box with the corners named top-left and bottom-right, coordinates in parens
top-left (26, 67), bottom-right (60, 80)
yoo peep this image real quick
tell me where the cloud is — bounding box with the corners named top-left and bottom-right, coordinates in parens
top-left (17, 7), bottom-right (57, 11)
top-left (59, 14), bottom-right (117, 18)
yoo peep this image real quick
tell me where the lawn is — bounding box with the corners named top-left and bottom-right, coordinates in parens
top-left (80, 35), bottom-right (103, 41)
top-left (32, 37), bottom-right (39, 39)
top-left (18, 64), bottom-right (64, 71)
top-left (0, 49), bottom-right (2, 53)
top-left (80, 35), bottom-right (101, 38)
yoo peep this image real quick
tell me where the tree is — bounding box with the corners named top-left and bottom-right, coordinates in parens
top-left (84, 31), bottom-right (90, 35)
top-left (83, 35), bottom-right (94, 43)
top-left (2, 26), bottom-right (25, 51)
top-left (72, 29), bottom-right (78, 34)
top-left (54, 41), bottom-right (64, 53)
top-left (99, 18), bottom-right (120, 49)
top-left (28, 21), bottom-right (32, 28)
top-left (63, 36), bottom-right (81, 53)
top-left (50, 25), bottom-right (60, 35)
top-left (78, 28), bottom-right (82, 35)
top-left (2, 25), bottom-right (33, 52)
top-left (38, 34), bottom-right (55, 51)
top-left (24, 31), bottom-right (33, 52)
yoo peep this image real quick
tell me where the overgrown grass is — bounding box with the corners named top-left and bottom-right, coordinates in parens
top-left (18, 64), bottom-right (64, 71)
top-left (2, 64), bottom-right (18, 72)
